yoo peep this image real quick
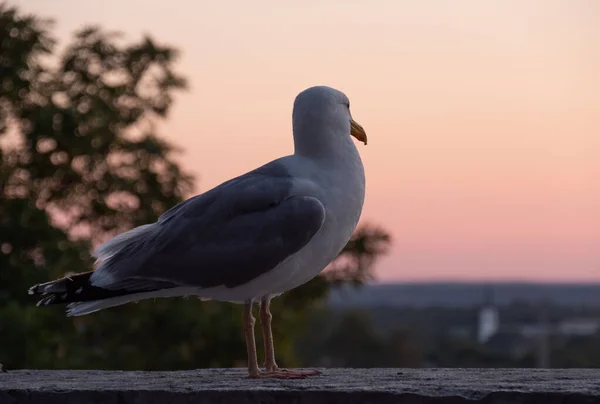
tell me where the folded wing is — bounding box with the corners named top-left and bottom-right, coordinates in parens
top-left (90, 164), bottom-right (326, 291)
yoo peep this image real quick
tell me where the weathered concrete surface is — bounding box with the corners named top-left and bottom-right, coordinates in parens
top-left (1, 368), bottom-right (600, 403)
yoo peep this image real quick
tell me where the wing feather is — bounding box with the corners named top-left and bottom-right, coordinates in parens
top-left (90, 162), bottom-right (325, 290)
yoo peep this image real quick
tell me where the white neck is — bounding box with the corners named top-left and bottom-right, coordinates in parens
top-left (292, 112), bottom-right (359, 163)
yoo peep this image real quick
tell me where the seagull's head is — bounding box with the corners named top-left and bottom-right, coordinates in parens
top-left (292, 86), bottom-right (368, 149)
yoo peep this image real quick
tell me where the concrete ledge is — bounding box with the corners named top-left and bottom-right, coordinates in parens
top-left (1, 368), bottom-right (599, 403)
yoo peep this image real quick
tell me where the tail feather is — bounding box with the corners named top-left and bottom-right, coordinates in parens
top-left (66, 295), bottom-right (143, 317)
top-left (28, 271), bottom-right (177, 313)
top-left (28, 223), bottom-right (186, 317)
top-left (63, 286), bottom-right (201, 316)
top-left (28, 271), bottom-right (132, 306)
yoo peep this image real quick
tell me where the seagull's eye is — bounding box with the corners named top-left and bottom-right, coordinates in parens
top-left (345, 102), bottom-right (350, 109)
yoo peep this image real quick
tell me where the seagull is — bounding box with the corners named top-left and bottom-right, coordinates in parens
top-left (28, 85), bottom-right (367, 379)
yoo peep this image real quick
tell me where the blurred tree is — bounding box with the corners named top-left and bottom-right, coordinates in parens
top-left (427, 335), bottom-right (516, 368)
top-left (384, 327), bottom-right (423, 367)
top-left (324, 310), bottom-right (386, 367)
top-left (0, 3), bottom-right (391, 370)
top-left (0, 3), bottom-right (193, 302)
top-left (553, 334), bottom-right (600, 368)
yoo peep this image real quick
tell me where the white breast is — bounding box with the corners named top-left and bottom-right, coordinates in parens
top-left (261, 141), bottom-right (365, 296)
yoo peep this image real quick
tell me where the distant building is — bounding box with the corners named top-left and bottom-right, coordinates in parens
top-left (518, 318), bottom-right (600, 338)
top-left (477, 286), bottom-right (499, 344)
top-left (557, 318), bottom-right (600, 336)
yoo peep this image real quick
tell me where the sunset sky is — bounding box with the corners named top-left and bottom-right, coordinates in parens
top-left (21, 0), bottom-right (600, 282)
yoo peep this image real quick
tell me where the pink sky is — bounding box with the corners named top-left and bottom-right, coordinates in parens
top-left (22, 0), bottom-right (600, 282)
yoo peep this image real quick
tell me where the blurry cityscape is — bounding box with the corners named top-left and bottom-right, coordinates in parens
top-left (1, 2), bottom-right (599, 372)
top-left (313, 283), bottom-right (600, 368)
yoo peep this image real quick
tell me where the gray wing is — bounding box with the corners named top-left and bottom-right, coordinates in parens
top-left (93, 162), bottom-right (326, 290)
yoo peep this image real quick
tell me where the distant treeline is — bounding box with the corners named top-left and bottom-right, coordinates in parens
top-left (329, 282), bottom-right (600, 308)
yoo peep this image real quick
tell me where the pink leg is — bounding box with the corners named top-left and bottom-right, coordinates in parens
top-left (243, 301), bottom-right (307, 379)
top-left (258, 297), bottom-right (321, 378)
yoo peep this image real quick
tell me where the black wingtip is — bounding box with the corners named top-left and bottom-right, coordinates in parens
top-left (28, 271), bottom-right (94, 306)
top-left (36, 294), bottom-right (65, 307)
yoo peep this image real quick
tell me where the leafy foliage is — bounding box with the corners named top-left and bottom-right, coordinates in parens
top-left (0, 3), bottom-right (391, 371)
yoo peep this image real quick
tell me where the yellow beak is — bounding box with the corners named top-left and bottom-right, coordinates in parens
top-left (350, 119), bottom-right (367, 145)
